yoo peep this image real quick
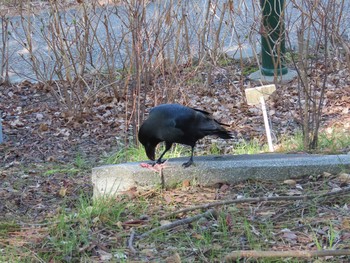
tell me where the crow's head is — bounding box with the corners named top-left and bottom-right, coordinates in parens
top-left (144, 142), bottom-right (156, 161)
top-left (138, 124), bottom-right (158, 161)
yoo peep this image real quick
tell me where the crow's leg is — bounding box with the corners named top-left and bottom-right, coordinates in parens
top-left (182, 146), bottom-right (195, 168)
top-left (155, 142), bottom-right (172, 165)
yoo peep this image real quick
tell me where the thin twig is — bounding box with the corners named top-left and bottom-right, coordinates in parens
top-left (161, 186), bottom-right (350, 219)
top-left (271, 203), bottom-right (309, 221)
top-left (160, 168), bottom-right (165, 189)
top-left (128, 227), bottom-right (137, 254)
top-left (225, 249), bottom-right (350, 262)
top-left (139, 209), bottom-right (217, 239)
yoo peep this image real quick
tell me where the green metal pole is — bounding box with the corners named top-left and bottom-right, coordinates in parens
top-left (260, 0), bottom-right (288, 76)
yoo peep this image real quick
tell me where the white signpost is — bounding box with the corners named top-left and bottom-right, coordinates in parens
top-left (245, 84), bottom-right (276, 152)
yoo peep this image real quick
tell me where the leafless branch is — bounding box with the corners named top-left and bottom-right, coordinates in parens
top-left (139, 209), bottom-right (217, 239)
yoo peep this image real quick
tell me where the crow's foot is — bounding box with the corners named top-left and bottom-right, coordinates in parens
top-left (155, 159), bottom-right (167, 165)
top-left (182, 160), bottom-right (194, 168)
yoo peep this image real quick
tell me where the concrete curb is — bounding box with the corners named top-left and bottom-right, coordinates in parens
top-left (92, 154), bottom-right (350, 198)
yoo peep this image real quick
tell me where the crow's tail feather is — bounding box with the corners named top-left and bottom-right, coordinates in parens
top-left (215, 130), bottom-right (233, 139)
top-left (214, 119), bottom-right (230, 127)
top-left (202, 128), bottom-right (233, 139)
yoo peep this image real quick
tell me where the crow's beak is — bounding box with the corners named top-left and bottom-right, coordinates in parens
top-left (145, 145), bottom-right (155, 161)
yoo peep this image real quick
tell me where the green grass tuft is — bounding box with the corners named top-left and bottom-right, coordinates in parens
top-left (37, 195), bottom-right (129, 261)
top-left (105, 143), bottom-right (191, 164)
top-left (105, 127), bottom-right (349, 166)
top-left (277, 128), bottom-right (350, 153)
top-left (233, 138), bottom-right (268, 155)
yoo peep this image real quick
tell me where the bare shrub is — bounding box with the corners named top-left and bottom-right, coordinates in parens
top-left (3, 0), bottom-right (349, 147)
top-left (287, 0), bottom-right (345, 150)
top-left (0, 12), bottom-right (10, 84)
top-left (1, 0), bottom-right (263, 142)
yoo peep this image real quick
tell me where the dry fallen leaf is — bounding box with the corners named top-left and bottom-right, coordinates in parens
top-left (140, 248), bottom-right (157, 257)
top-left (163, 194), bottom-right (173, 204)
top-left (220, 184), bottom-right (230, 192)
top-left (165, 252), bottom-right (181, 263)
top-left (121, 187), bottom-right (138, 199)
top-left (182, 179), bottom-right (190, 188)
top-left (116, 221), bottom-right (123, 229)
top-left (39, 123), bottom-right (49, 132)
top-left (58, 187), bottom-right (67, 197)
top-left (338, 173), bottom-right (350, 183)
top-left (342, 218), bottom-right (350, 230)
top-left (323, 172), bottom-right (332, 178)
top-left (192, 233), bottom-right (204, 240)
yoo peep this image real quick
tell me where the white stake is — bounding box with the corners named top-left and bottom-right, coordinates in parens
top-left (260, 96), bottom-right (274, 152)
top-left (0, 117), bottom-right (3, 144)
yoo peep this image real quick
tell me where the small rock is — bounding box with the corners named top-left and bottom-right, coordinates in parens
top-left (113, 251), bottom-right (127, 260)
top-left (296, 184), bottom-right (303, 190)
top-left (283, 179), bottom-right (296, 186)
top-left (160, 220), bottom-right (171, 226)
top-left (97, 249), bottom-right (112, 261)
top-left (36, 113), bottom-right (44, 120)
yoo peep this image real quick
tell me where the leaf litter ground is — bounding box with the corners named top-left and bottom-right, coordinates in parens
top-left (0, 63), bottom-right (350, 261)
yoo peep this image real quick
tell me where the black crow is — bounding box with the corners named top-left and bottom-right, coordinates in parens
top-left (138, 103), bottom-right (232, 167)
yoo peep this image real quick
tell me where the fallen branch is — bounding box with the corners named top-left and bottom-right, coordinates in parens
top-left (161, 186), bottom-right (350, 219)
top-left (224, 249), bottom-right (350, 261)
top-left (139, 209), bottom-right (217, 239)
